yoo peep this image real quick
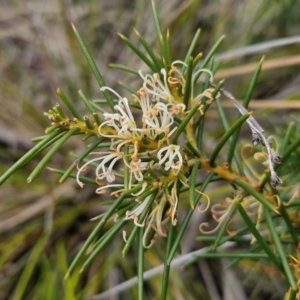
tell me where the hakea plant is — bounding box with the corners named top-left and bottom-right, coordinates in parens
top-left (2, 2), bottom-right (300, 299)
top-left (71, 63), bottom-right (281, 248)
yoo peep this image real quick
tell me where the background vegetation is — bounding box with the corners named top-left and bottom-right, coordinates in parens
top-left (1, 0), bottom-right (300, 299)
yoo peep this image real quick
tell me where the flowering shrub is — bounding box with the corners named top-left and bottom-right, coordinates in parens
top-left (1, 2), bottom-right (300, 299)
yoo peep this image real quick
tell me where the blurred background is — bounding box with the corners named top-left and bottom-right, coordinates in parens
top-left (0, 0), bottom-right (300, 299)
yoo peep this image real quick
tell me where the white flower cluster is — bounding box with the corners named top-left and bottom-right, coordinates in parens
top-left (74, 62), bottom-right (282, 247)
top-left (76, 68), bottom-right (186, 194)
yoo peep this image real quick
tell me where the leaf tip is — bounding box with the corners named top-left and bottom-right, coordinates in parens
top-left (64, 271), bottom-right (70, 280)
top-left (117, 32), bottom-right (124, 39)
top-left (133, 28), bottom-right (139, 35)
top-left (71, 22), bottom-right (76, 32)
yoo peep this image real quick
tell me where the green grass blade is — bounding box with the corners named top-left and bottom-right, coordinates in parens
top-left (12, 234), bottom-right (49, 300)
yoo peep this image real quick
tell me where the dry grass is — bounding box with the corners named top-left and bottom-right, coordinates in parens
top-left (0, 1), bottom-right (300, 299)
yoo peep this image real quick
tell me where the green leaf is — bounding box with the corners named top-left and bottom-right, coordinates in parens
top-left (78, 90), bottom-right (102, 125)
top-left (234, 179), bottom-right (278, 213)
top-left (122, 189), bottom-right (158, 256)
top-left (170, 102), bottom-right (201, 144)
top-left (243, 57), bottom-right (264, 108)
top-left (0, 130), bottom-right (65, 186)
top-left (215, 96), bottom-right (244, 175)
top-left (27, 127), bottom-right (81, 183)
top-left (133, 28), bottom-right (162, 71)
top-left (212, 204), bottom-right (237, 251)
top-left (65, 184), bottom-right (144, 278)
top-left (80, 220), bottom-right (127, 273)
top-left (278, 202), bottom-right (298, 246)
top-left (189, 160), bottom-right (200, 209)
top-left (72, 23), bottom-right (115, 111)
top-left (57, 88), bottom-right (83, 120)
top-left (280, 121), bottom-right (295, 153)
top-left (58, 138), bottom-right (104, 183)
top-left (264, 208), bottom-right (297, 289)
top-left (118, 33), bottom-right (157, 71)
top-left (227, 58), bottom-right (264, 170)
top-left (167, 172), bottom-right (215, 264)
top-left (182, 28), bottom-right (201, 73)
top-left (165, 28), bottom-right (173, 67)
top-left (235, 201), bottom-right (281, 269)
top-left (151, 0), bottom-right (168, 68)
top-left (161, 218), bottom-right (177, 300)
top-left (183, 56), bottom-right (194, 109)
top-left (138, 227), bottom-right (145, 300)
top-left (209, 112), bottom-right (252, 167)
top-left (109, 63), bottom-right (140, 75)
top-left (201, 35), bottom-right (225, 69)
